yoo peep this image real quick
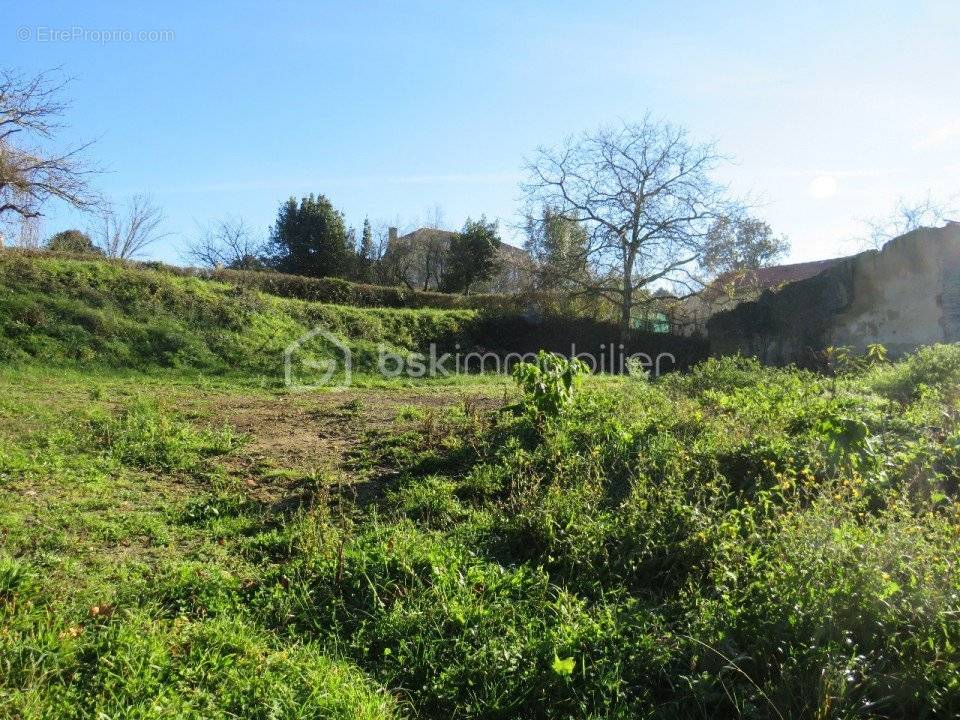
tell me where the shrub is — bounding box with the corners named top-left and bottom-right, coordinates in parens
top-left (512, 351), bottom-right (589, 417)
top-left (862, 343), bottom-right (960, 401)
top-left (298, 347), bottom-right (960, 717)
top-left (204, 267), bottom-right (519, 312)
top-left (45, 230), bottom-right (103, 256)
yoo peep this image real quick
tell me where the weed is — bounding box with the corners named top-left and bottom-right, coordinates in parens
top-left (85, 398), bottom-right (240, 471)
top-left (511, 351), bottom-right (589, 418)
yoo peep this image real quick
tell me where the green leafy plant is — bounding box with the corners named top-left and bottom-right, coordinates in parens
top-left (824, 343), bottom-right (889, 375)
top-left (511, 351), bottom-right (589, 417)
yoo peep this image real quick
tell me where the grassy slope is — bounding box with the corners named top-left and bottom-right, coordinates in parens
top-left (0, 253), bottom-right (477, 381)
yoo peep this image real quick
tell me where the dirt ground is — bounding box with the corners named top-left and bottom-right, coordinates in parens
top-left (211, 386), bottom-right (507, 504)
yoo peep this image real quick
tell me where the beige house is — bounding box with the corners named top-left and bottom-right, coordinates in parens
top-left (386, 227), bottom-right (530, 293)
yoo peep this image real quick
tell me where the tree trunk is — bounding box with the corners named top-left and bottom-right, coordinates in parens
top-left (619, 274), bottom-right (633, 348)
top-left (619, 247), bottom-right (635, 348)
top-left (619, 296), bottom-right (632, 347)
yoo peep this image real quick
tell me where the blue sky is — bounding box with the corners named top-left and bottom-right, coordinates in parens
top-left (4, 0), bottom-right (959, 264)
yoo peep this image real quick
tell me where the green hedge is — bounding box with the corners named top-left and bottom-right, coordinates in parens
top-left (199, 267), bottom-right (519, 312)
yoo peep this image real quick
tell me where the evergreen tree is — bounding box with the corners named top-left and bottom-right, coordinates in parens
top-left (356, 217), bottom-right (375, 281)
top-left (360, 218), bottom-right (373, 262)
top-left (522, 206), bottom-right (592, 313)
top-left (440, 217), bottom-right (501, 294)
top-left (266, 194), bottom-right (355, 277)
top-left (527, 206), bottom-right (588, 290)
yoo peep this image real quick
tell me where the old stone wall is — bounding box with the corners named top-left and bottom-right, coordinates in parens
top-left (707, 223), bottom-right (960, 364)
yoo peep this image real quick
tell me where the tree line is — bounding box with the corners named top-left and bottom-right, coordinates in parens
top-left (2, 66), bottom-right (953, 315)
top-left (185, 196), bottom-right (505, 295)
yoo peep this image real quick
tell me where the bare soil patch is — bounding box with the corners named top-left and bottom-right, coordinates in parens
top-left (209, 387), bottom-right (505, 504)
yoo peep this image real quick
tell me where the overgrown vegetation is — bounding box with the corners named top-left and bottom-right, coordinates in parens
top-left (0, 252), bottom-right (476, 378)
top-left (2, 338), bottom-right (959, 717)
top-left (0, 252), bottom-right (710, 380)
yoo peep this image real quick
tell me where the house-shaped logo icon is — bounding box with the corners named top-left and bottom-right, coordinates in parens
top-left (283, 327), bottom-right (352, 391)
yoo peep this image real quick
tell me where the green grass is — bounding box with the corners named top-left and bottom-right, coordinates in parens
top-left (1, 346), bottom-right (958, 717)
top-left (0, 366), bottom-right (401, 719)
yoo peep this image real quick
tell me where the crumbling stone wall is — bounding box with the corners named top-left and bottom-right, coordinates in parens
top-left (707, 223), bottom-right (960, 364)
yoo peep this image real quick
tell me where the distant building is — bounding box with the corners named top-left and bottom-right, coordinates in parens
top-left (679, 258), bottom-right (845, 336)
top-left (631, 288), bottom-right (675, 333)
top-left (386, 226), bottom-right (530, 293)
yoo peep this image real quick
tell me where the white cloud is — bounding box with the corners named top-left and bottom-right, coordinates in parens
top-left (808, 175), bottom-right (839, 199)
top-left (912, 120), bottom-right (960, 150)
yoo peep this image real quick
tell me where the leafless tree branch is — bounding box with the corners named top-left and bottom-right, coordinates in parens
top-left (0, 67), bottom-right (102, 221)
top-left (185, 216), bottom-right (266, 269)
top-left (856, 193), bottom-right (958, 250)
top-left (93, 195), bottom-right (168, 260)
top-left (522, 116), bottom-right (732, 340)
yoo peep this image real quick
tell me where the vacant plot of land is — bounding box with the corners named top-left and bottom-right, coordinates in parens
top-left (2, 348), bottom-right (960, 718)
top-left (0, 367), bottom-right (505, 587)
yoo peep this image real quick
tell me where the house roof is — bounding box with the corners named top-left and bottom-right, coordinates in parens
top-left (398, 228), bottom-right (456, 243)
top-left (704, 257), bottom-right (845, 300)
top-left (397, 227), bottom-right (528, 258)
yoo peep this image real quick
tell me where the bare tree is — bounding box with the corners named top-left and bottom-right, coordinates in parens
top-left (185, 217), bottom-right (266, 270)
top-left (396, 206), bottom-right (449, 289)
top-left (374, 216), bottom-right (452, 290)
top-left (94, 195), bottom-right (168, 260)
top-left (369, 220), bottom-right (393, 265)
top-left (363, 219), bottom-right (412, 286)
top-left (858, 194), bottom-right (957, 250)
top-left (523, 117), bottom-right (731, 342)
top-left (379, 243), bottom-right (415, 288)
top-left (415, 231), bottom-right (450, 290)
top-left (423, 203), bottom-right (446, 230)
top-left (5, 214), bottom-right (43, 249)
top-left (0, 68), bottom-right (100, 221)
